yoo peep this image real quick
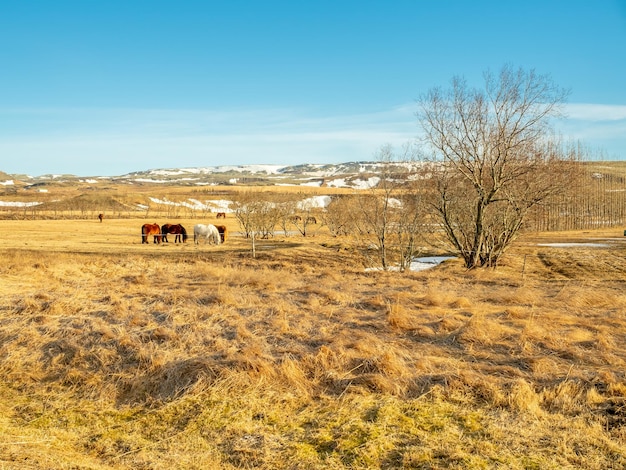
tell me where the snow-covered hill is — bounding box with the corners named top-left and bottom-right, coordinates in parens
top-left (5, 161), bottom-right (421, 190)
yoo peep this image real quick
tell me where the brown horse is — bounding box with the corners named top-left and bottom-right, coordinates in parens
top-left (161, 223), bottom-right (188, 243)
top-left (214, 224), bottom-right (228, 243)
top-left (141, 223), bottom-right (161, 244)
top-left (216, 212), bottom-right (226, 219)
top-left (98, 213), bottom-right (104, 223)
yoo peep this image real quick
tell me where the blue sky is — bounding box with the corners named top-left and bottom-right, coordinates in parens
top-left (1, 1), bottom-right (625, 176)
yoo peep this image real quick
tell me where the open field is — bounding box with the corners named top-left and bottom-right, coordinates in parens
top-left (1, 217), bottom-right (626, 469)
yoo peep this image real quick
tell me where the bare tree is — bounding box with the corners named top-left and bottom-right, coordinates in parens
top-left (231, 192), bottom-right (283, 257)
top-left (418, 65), bottom-right (578, 268)
top-left (291, 194), bottom-right (324, 237)
top-left (354, 144), bottom-right (427, 271)
top-left (276, 194), bottom-right (299, 236)
top-left (323, 195), bottom-right (360, 236)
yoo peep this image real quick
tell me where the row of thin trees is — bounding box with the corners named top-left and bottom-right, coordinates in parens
top-left (528, 167), bottom-right (626, 231)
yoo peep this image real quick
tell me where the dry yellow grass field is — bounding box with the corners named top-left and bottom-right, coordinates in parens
top-left (0, 216), bottom-right (625, 469)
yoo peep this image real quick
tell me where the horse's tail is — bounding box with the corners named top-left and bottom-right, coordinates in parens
top-left (181, 226), bottom-right (188, 242)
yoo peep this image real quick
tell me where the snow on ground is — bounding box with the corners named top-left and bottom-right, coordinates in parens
top-left (300, 180), bottom-right (323, 187)
top-left (326, 176), bottom-right (380, 189)
top-left (0, 180), bottom-right (14, 186)
top-left (133, 178), bottom-right (200, 184)
top-left (134, 178), bottom-right (180, 184)
top-left (148, 165), bottom-right (288, 177)
top-left (147, 194), bottom-right (333, 211)
top-left (366, 256), bottom-right (455, 272)
top-left (538, 242), bottom-right (611, 248)
top-left (409, 256), bottom-right (455, 271)
top-left (297, 196), bottom-right (332, 209)
top-left (0, 200), bottom-right (42, 207)
top-left (148, 197), bottom-right (234, 212)
top-left (353, 177), bottom-right (380, 189)
top-left (325, 178), bottom-right (347, 188)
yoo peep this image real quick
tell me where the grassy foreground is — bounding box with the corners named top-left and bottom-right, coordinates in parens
top-left (0, 219), bottom-right (625, 469)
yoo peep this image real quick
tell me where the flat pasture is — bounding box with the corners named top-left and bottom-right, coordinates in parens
top-left (1, 218), bottom-right (625, 469)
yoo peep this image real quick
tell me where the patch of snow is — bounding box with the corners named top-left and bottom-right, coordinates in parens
top-left (324, 176), bottom-right (381, 189)
top-left (149, 165), bottom-right (288, 177)
top-left (352, 177), bottom-right (380, 189)
top-left (538, 242), bottom-right (610, 248)
top-left (297, 196), bottom-right (332, 209)
top-left (326, 178), bottom-right (348, 188)
top-left (388, 198), bottom-right (403, 208)
top-left (202, 199), bottom-right (233, 211)
top-left (133, 178), bottom-right (173, 184)
top-left (410, 256), bottom-right (455, 271)
top-left (0, 180), bottom-right (14, 186)
top-left (148, 197), bottom-right (233, 212)
top-left (0, 200), bottom-right (42, 207)
top-left (366, 256), bottom-right (455, 272)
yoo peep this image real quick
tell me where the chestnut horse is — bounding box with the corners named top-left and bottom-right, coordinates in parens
top-left (216, 212), bottom-right (226, 219)
top-left (141, 223), bottom-right (161, 244)
top-left (214, 224), bottom-right (228, 243)
top-left (161, 223), bottom-right (188, 243)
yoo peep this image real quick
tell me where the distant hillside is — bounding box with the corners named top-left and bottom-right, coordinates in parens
top-left (3, 162), bottom-right (420, 190)
top-left (4, 160), bottom-right (625, 191)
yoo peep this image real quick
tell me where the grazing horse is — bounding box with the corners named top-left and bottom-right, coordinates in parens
top-left (194, 224), bottom-right (221, 245)
top-left (98, 213), bottom-right (104, 223)
top-left (142, 223), bottom-right (161, 244)
top-left (214, 224), bottom-right (228, 243)
top-left (161, 223), bottom-right (188, 243)
top-left (216, 212), bottom-right (226, 219)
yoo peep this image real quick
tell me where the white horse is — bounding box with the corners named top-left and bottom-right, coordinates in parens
top-left (193, 224), bottom-right (221, 245)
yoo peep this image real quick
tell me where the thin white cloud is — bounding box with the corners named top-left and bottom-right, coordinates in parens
top-left (564, 103), bottom-right (626, 121)
top-left (0, 102), bottom-right (624, 175)
top-left (0, 105), bottom-right (419, 175)
top-left (555, 103), bottom-right (626, 156)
